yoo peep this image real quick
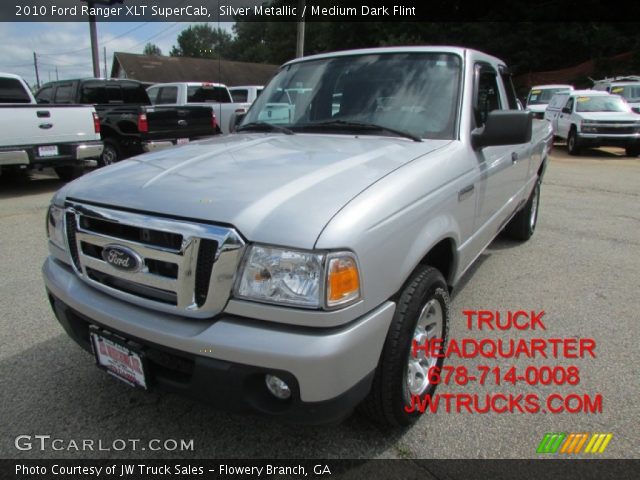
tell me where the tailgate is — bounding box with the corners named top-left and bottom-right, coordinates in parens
top-left (0, 105), bottom-right (99, 147)
top-left (144, 105), bottom-right (214, 140)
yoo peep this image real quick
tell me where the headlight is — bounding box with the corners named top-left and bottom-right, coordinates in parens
top-left (581, 120), bottom-right (598, 133)
top-left (47, 205), bottom-right (66, 250)
top-left (234, 245), bottom-right (361, 309)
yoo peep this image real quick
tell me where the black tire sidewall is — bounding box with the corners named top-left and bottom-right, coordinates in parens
top-left (99, 140), bottom-right (119, 167)
top-left (385, 267), bottom-right (450, 425)
top-left (568, 129), bottom-right (580, 155)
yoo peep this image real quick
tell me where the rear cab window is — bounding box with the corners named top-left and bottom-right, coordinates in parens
top-left (230, 89), bottom-right (248, 102)
top-left (80, 81), bottom-right (149, 104)
top-left (0, 78), bottom-right (32, 103)
top-left (188, 85), bottom-right (232, 103)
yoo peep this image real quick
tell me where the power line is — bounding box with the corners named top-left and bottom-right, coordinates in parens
top-left (38, 22), bottom-right (153, 57)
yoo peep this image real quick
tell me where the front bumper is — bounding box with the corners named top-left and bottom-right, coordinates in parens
top-left (43, 257), bottom-right (394, 423)
top-left (577, 132), bottom-right (640, 148)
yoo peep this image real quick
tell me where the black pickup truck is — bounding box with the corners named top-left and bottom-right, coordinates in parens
top-left (35, 79), bottom-right (217, 166)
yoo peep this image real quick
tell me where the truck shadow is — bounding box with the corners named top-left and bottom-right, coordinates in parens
top-left (551, 143), bottom-right (626, 159)
top-left (0, 170), bottom-right (66, 199)
top-left (0, 334), bottom-right (407, 460)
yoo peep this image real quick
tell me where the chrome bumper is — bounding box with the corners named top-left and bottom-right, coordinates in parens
top-left (43, 256), bottom-right (395, 402)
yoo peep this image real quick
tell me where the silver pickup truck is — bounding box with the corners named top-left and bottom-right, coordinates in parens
top-left (43, 47), bottom-right (552, 427)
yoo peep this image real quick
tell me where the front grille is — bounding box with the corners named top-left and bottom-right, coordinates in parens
top-left (64, 201), bottom-right (245, 318)
top-left (595, 127), bottom-right (637, 134)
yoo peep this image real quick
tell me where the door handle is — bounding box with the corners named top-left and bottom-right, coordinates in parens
top-left (458, 184), bottom-right (474, 201)
top-left (37, 110), bottom-right (50, 118)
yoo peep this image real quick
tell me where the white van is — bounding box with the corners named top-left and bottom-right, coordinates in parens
top-left (525, 84), bottom-right (573, 118)
top-left (593, 76), bottom-right (640, 113)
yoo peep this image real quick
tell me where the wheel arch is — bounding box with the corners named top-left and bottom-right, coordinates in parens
top-left (392, 232), bottom-right (459, 303)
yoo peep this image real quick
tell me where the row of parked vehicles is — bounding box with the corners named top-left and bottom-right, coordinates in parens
top-left (524, 76), bottom-right (640, 156)
top-left (0, 72), bottom-right (263, 180)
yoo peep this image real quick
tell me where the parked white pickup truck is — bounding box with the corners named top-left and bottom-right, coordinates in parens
top-left (0, 73), bottom-right (103, 181)
top-left (146, 82), bottom-right (250, 135)
top-left (544, 89), bottom-right (640, 156)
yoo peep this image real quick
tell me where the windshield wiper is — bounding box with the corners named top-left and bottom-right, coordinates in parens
top-left (299, 120), bottom-right (422, 142)
top-left (236, 121), bottom-right (294, 135)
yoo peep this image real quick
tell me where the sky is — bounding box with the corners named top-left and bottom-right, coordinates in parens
top-left (0, 21), bottom-right (234, 88)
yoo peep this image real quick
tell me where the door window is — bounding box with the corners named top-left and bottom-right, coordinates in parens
top-left (54, 84), bottom-right (74, 103)
top-left (475, 67), bottom-right (503, 127)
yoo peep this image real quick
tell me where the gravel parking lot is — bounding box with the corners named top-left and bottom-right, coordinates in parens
top-left (1, 145), bottom-right (638, 460)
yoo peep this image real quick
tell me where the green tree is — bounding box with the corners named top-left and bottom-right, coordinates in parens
top-left (170, 24), bottom-right (233, 58)
top-left (143, 43), bottom-right (162, 56)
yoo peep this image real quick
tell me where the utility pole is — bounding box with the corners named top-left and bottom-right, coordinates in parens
top-left (296, 0), bottom-right (305, 58)
top-left (33, 52), bottom-right (40, 88)
top-left (82, 1), bottom-right (124, 78)
top-left (56, 67), bottom-right (59, 81)
top-left (104, 46), bottom-right (107, 78)
top-left (88, 4), bottom-right (100, 78)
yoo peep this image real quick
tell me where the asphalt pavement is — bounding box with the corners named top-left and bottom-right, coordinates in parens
top-left (1, 145), bottom-right (638, 460)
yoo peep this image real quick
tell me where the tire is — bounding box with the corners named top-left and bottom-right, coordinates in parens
top-left (360, 265), bottom-right (450, 428)
top-left (99, 139), bottom-right (120, 167)
top-left (625, 145), bottom-right (639, 157)
top-left (54, 165), bottom-right (84, 182)
top-left (504, 177), bottom-right (541, 241)
top-left (567, 128), bottom-right (581, 156)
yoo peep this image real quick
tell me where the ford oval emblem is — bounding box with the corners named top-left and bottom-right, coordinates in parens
top-left (102, 245), bottom-right (143, 273)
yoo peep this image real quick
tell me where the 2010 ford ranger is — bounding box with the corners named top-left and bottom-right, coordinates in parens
top-left (43, 47), bottom-right (552, 427)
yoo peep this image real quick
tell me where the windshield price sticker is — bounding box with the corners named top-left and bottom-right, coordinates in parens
top-left (406, 310), bottom-right (602, 415)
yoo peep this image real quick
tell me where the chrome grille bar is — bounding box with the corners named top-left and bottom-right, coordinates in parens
top-left (64, 201), bottom-right (245, 318)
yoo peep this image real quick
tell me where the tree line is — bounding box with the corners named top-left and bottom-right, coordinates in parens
top-left (144, 21), bottom-right (640, 81)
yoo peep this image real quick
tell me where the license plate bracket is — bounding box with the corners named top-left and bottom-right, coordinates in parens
top-left (89, 328), bottom-right (149, 390)
top-left (176, 138), bottom-right (189, 145)
top-left (38, 145), bottom-right (59, 157)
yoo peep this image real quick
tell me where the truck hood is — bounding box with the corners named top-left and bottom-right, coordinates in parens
top-left (61, 133), bottom-right (449, 247)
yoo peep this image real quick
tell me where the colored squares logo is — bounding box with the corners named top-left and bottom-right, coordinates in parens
top-left (537, 433), bottom-right (612, 454)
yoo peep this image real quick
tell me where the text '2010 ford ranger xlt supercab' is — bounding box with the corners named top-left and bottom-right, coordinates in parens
top-left (43, 47), bottom-right (552, 427)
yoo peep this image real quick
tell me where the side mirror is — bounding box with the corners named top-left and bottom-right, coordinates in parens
top-left (562, 106), bottom-right (572, 114)
top-left (472, 110), bottom-right (532, 150)
top-left (229, 112), bottom-right (246, 133)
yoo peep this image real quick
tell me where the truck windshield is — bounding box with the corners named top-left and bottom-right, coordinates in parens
top-left (527, 88), bottom-right (570, 106)
top-left (610, 84), bottom-right (640, 102)
top-left (575, 96), bottom-right (630, 112)
top-left (240, 52), bottom-right (462, 140)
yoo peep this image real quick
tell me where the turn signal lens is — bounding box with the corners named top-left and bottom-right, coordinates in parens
top-left (326, 254), bottom-right (360, 307)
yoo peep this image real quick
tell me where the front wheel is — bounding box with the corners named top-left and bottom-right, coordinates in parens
top-left (54, 165), bottom-right (84, 182)
top-left (360, 265), bottom-right (450, 428)
top-left (567, 129), bottom-right (581, 156)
